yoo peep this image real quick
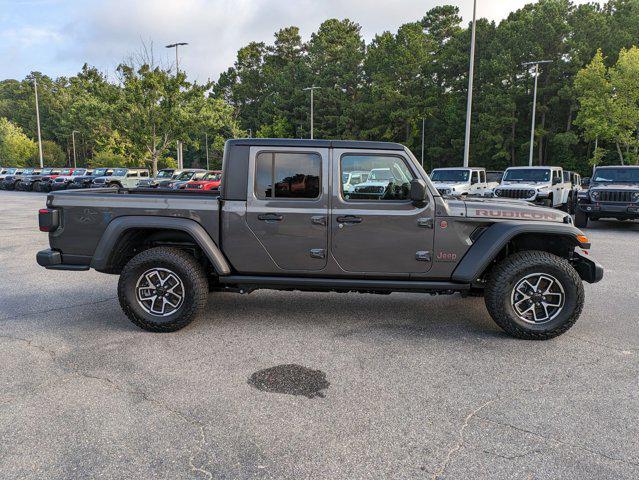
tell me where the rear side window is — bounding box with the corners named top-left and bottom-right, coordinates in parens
top-left (255, 152), bottom-right (321, 200)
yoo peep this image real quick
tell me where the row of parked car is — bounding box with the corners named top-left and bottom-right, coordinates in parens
top-left (0, 167), bottom-right (222, 192)
top-left (341, 163), bottom-right (639, 227)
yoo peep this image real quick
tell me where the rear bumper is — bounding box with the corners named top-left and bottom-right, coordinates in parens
top-left (36, 249), bottom-right (90, 271)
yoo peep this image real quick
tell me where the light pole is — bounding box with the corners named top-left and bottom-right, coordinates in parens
top-left (33, 78), bottom-right (44, 168)
top-left (71, 130), bottom-right (79, 168)
top-left (303, 86), bottom-right (321, 139)
top-left (205, 133), bottom-right (209, 170)
top-left (522, 60), bottom-right (552, 166)
top-left (165, 42), bottom-right (188, 74)
top-left (421, 118), bottom-right (425, 168)
top-left (462, 0), bottom-right (477, 168)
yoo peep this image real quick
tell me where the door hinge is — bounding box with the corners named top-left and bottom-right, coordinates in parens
top-left (311, 216), bottom-right (327, 226)
top-left (310, 248), bottom-right (326, 259)
top-left (417, 218), bottom-right (434, 229)
top-left (415, 251), bottom-right (432, 262)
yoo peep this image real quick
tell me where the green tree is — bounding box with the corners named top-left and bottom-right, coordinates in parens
top-left (0, 117), bottom-right (37, 166)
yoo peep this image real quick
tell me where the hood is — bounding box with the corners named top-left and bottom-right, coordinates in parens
top-left (590, 182), bottom-right (639, 190)
top-left (188, 180), bottom-right (220, 186)
top-left (462, 197), bottom-right (568, 223)
top-left (432, 181), bottom-right (467, 187)
top-left (498, 182), bottom-right (549, 190)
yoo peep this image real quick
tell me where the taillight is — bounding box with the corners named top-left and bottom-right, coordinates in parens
top-left (39, 208), bottom-right (59, 232)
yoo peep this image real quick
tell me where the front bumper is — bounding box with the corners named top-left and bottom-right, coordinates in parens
top-left (571, 251), bottom-right (604, 284)
top-left (36, 249), bottom-right (90, 271)
top-left (578, 202), bottom-right (639, 218)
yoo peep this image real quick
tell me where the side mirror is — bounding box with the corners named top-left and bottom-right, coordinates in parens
top-left (410, 179), bottom-right (428, 206)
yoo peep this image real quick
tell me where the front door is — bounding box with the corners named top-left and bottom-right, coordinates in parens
top-left (331, 149), bottom-right (435, 275)
top-left (246, 146), bottom-right (329, 272)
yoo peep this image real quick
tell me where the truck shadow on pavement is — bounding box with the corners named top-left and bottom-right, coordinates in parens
top-left (200, 291), bottom-right (505, 341)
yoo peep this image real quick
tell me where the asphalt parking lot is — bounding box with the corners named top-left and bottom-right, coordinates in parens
top-left (1, 191), bottom-right (638, 480)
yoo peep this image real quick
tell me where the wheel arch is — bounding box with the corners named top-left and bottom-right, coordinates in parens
top-left (451, 222), bottom-right (588, 284)
top-left (91, 216), bottom-right (231, 276)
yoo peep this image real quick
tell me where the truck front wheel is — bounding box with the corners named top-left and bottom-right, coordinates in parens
top-left (118, 247), bottom-right (208, 332)
top-left (484, 251), bottom-right (584, 340)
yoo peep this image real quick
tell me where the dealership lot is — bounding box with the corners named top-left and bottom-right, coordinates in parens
top-left (0, 191), bottom-right (638, 479)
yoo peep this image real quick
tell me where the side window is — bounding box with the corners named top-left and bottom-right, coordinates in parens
top-left (341, 154), bottom-right (415, 201)
top-left (127, 172), bottom-right (137, 178)
top-left (255, 151), bottom-right (321, 200)
top-left (140, 171), bottom-right (149, 178)
top-left (471, 171), bottom-right (479, 184)
top-left (480, 171), bottom-right (486, 183)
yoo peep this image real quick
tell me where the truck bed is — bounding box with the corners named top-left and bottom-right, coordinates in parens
top-left (46, 188), bottom-right (221, 268)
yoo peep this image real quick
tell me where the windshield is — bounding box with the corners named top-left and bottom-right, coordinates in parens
top-left (486, 172), bottom-right (503, 183)
top-left (21, 169), bottom-right (35, 175)
top-left (5, 168), bottom-right (17, 174)
top-left (157, 170), bottom-right (174, 178)
top-left (91, 169), bottom-right (107, 177)
top-left (40, 168), bottom-right (52, 175)
top-left (593, 168), bottom-right (639, 183)
top-left (174, 171), bottom-right (196, 181)
top-left (59, 169), bottom-right (71, 176)
top-left (369, 169), bottom-right (393, 181)
top-left (112, 168), bottom-right (128, 177)
top-left (72, 169), bottom-right (86, 176)
top-left (503, 169), bottom-right (551, 182)
top-left (203, 172), bottom-right (221, 181)
top-left (431, 169), bottom-right (470, 182)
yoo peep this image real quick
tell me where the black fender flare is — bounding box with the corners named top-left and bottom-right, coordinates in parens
top-left (451, 221), bottom-right (589, 283)
top-left (90, 216), bottom-right (231, 275)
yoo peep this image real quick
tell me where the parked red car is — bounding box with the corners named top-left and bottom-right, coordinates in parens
top-left (184, 170), bottom-right (222, 191)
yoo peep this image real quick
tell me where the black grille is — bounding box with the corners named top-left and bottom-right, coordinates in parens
top-left (597, 190), bottom-right (634, 203)
top-left (498, 189), bottom-right (531, 199)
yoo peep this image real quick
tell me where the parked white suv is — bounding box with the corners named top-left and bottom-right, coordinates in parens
top-left (342, 170), bottom-right (369, 194)
top-left (430, 167), bottom-right (492, 197)
top-left (494, 166), bottom-right (568, 209)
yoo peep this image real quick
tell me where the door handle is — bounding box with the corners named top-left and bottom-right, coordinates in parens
top-left (257, 213), bottom-right (283, 222)
top-left (336, 215), bottom-right (363, 224)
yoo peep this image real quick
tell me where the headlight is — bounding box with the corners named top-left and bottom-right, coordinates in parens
top-left (495, 189), bottom-right (502, 197)
top-left (528, 189), bottom-right (536, 197)
top-left (591, 191), bottom-right (600, 201)
top-left (633, 192), bottom-right (639, 202)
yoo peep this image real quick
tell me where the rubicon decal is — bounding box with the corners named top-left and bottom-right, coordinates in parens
top-left (474, 209), bottom-right (559, 221)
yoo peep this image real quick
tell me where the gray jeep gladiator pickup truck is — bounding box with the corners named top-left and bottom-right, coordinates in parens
top-left (37, 139), bottom-right (603, 339)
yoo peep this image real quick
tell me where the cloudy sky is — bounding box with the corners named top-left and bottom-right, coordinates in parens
top-left (1, 0), bottom-right (602, 83)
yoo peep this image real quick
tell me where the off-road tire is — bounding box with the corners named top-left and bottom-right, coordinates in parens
top-left (118, 247), bottom-right (208, 332)
top-left (574, 208), bottom-right (588, 228)
top-left (485, 250), bottom-right (584, 340)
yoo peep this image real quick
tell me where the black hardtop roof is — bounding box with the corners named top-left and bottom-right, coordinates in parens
top-left (227, 138), bottom-right (405, 151)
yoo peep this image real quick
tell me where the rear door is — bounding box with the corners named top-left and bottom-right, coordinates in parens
top-left (246, 146), bottom-right (329, 272)
top-left (331, 149), bottom-right (435, 274)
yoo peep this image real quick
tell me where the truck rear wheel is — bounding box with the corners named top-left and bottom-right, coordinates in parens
top-left (118, 247), bottom-right (208, 332)
top-left (574, 208), bottom-right (588, 228)
top-left (484, 251), bottom-right (584, 340)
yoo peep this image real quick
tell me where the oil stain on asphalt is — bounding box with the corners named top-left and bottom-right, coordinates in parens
top-left (248, 364), bottom-right (329, 398)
